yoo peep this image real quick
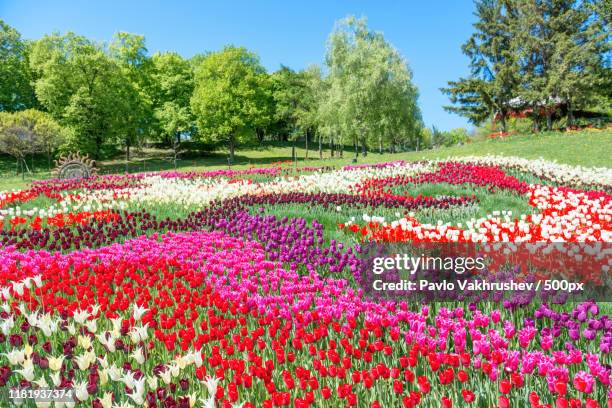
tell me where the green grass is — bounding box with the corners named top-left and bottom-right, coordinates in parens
top-left (0, 129), bottom-right (610, 191)
top-left (395, 183), bottom-right (535, 222)
top-left (245, 183), bottom-right (533, 248)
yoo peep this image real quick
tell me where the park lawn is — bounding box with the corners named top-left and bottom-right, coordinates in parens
top-left (0, 129), bottom-right (610, 191)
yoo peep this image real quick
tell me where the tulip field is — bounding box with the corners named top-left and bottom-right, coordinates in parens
top-left (0, 156), bottom-right (610, 408)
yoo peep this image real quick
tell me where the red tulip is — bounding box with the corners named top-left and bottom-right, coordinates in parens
top-left (499, 379), bottom-right (512, 394)
top-left (555, 381), bottom-right (568, 396)
top-left (393, 380), bottom-right (403, 394)
top-left (462, 389), bottom-right (475, 403)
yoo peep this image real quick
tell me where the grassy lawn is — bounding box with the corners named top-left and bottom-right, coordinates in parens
top-left (0, 129), bottom-right (610, 191)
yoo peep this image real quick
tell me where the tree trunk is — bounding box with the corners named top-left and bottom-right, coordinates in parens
top-left (305, 131), bottom-right (309, 160)
top-left (339, 141), bottom-right (343, 158)
top-left (353, 137), bottom-right (359, 162)
top-left (318, 133), bottom-right (322, 159)
top-left (228, 134), bottom-right (235, 164)
top-left (21, 157), bottom-right (30, 178)
top-left (361, 140), bottom-right (367, 157)
top-left (567, 99), bottom-right (574, 127)
top-left (291, 139), bottom-right (296, 162)
top-left (173, 132), bottom-right (181, 169)
top-left (500, 113), bottom-right (507, 133)
top-left (545, 110), bottom-right (552, 131)
top-left (379, 135), bottom-right (383, 154)
top-left (95, 136), bottom-right (102, 160)
top-left (125, 144), bottom-right (130, 173)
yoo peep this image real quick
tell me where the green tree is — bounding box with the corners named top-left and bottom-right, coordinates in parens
top-left (0, 109), bottom-right (66, 175)
top-left (513, 0), bottom-right (610, 129)
top-left (317, 73), bottom-right (348, 158)
top-left (442, 0), bottom-right (520, 132)
top-left (110, 32), bottom-right (153, 164)
top-left (271, 66), bottom-right (307, 159)
top-left (325, 16), bottom-right (421, 160)
top-left (299, 65), bottom-right (325, 159)
top-left (150, 52), bottom-right (195, 153)
top-left (191, 46), bottom-right (270, 163)
top-left (0, 20), bottom-right (37, 112)
top-left (29, 32), bottom-right (131, 159)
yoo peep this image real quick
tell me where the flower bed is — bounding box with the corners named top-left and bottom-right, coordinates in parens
top-left (0, 158), bottom-right (610, 407)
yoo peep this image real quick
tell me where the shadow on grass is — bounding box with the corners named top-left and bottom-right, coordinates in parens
top-left (99, 152), bottom-right (306, 174)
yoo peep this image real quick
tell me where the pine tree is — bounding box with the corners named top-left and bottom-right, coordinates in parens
top-left (442, 0), bottom-right (520, 132)
top-left (513, 0), bottom-right (609, 129)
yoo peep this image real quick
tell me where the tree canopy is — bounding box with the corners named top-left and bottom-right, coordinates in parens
top-left (325, 16), bottom-right (422, 158)
top-left (0, 19), bottom-right (37, 112)
top-left (1, 5), bottom-right (606, 167)
top-left (29, 33), bottom-right (135, 158)
top-left (444, 0), bottom-right (610, 132)
top-left (191, 46), bottom-right (271, 162)
top-left (0, 109), bottom-right (66, 171)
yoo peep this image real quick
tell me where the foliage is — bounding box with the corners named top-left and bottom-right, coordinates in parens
top-left (442, 0), bottom-right (520, 132)
top-left (0, 109), bottom-right (66, 173)
top-left (512, 0), bottom-right (610, 129)
top-left (0, 19), bottom-right (37, 112)
top-left (109, 32), bottom-right (154, 158)
top-left (444, 0), bottom-right (610, 131)
top-left (29, 33), bottom-right (134, 159)
top-left (150, 52), bottom-right (194, 142)
top-left (324, 16), bottom-right (422, 158)
top-left (191, 46), bottom-right (271, 162)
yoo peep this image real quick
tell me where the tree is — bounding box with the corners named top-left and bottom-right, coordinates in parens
top-left (0, 109), bottom-right (65, 175)
top-left (29, 32), bottom-right (132, 159)
top-left (110, 32), bottom-right (153, 165)
top-left (325, 16), bottom-right (421, 160)
top-left (445, 0), bottom-right (610, 132)
top-left (0, 20), bottom-right (37, 112)
top-left (271, 66), bottom-right (307, 160)
top-left (191, 46), bottom-right (270, 163)
top-left (299, 65), bottom-right (325, 159)
top-left (150, 52), bottom-right (195, 160)
top-left (513, 0), bottom-right (610, 129)
top-left (442, 0), bottom-right (520, 132)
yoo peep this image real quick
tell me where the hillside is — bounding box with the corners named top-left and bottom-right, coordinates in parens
top-left (0, 129), bottom-right (610, 191)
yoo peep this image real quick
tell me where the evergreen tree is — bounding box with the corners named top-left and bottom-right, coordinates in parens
top-left (442, 0), bottom-right (520, 132)
top-left (513, 0), bottom-right (610, 129)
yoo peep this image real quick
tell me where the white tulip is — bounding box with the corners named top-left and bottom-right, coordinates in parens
top-left (73, 309), bottom-right (89, 325)
top-left (0, 315), bottom-right (14, 335)
top-left (132, 304), bottom-right (148, 321)
top-left (4, 348), bottom-right (25, 365)
top-left (202, 376), bottom-right (221, 397)
top-left (107, 364), bottom-right (122, 381)
top-left (15, 358), bottom-right (35, 381)
top-left (130, 347), bottom-right (145, 365)
top-left (74, 380), bottom-right (89, 402)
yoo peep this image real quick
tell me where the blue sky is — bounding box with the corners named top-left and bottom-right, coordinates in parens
top-left (1, 0), bottom-right (476, 130)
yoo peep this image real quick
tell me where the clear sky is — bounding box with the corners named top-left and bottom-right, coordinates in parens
top-left (1, 0), bottom-right (477, 130)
